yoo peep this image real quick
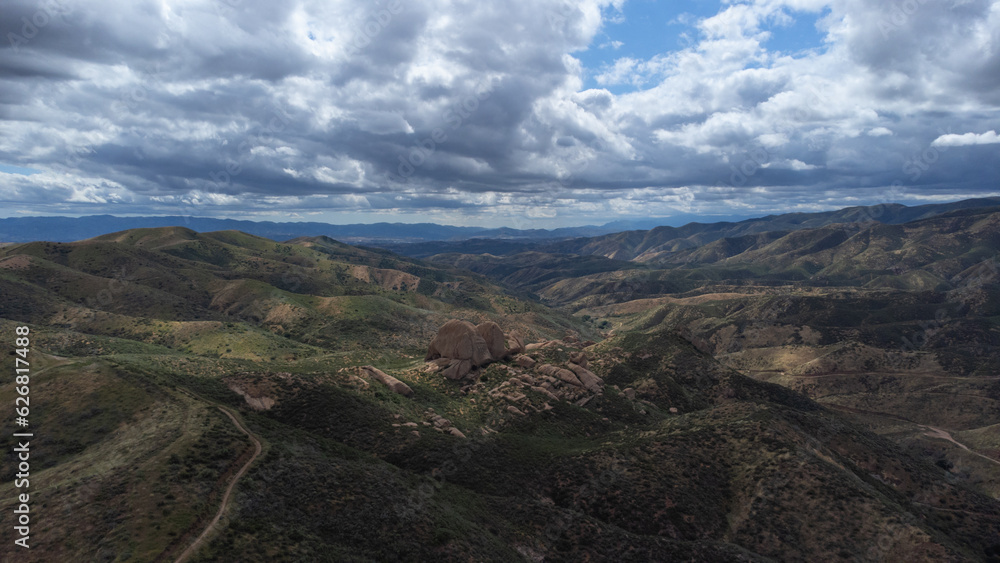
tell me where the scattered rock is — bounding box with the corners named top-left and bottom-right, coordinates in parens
top-left (442, 359), bottom-right (473, 380)
top-left (575, 396), bottom-right (594, 407)
top-left (506, 405), bottom-right (526, 416)
top-left (515, 354), bottom-right (536, 369)
top-left (669, 407), bottom-right (679, 414)
top-left (402, 422), bottom-right (418, 428)
top-left (555, 368), bottom-right (584, 388)
top-left (623, 387), bottom-right (636, 400)
top-left (411, 430), bottom-right (421, 438)
top-left (448, 427), bottom-right (467, 439)
top-left (424, 357), bottom-right (452, 373)
top-left (535, 364), bottom-right (582, 387)
top-left (525, 342), bottom-right (545, 351)
top-left (535, 363), bottom-right (558, 376)
top-left (516, 374), bottom-right (537, 385)
top-left (567, 363), bottom-right (603, 393)
top-left (347, 374), bottom-right (370, 388)
top-left (361, 366), bottom-right (414, 397)
top-left (569, 351), bottom-right (588, 368)
top-left (530, 386), bottom-right (560, 401)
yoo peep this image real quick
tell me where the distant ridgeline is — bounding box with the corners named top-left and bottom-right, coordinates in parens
top-left (1, 197), bottom-right (998, 244)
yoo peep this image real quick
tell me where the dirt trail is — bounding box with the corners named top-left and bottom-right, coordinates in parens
top-left (912, 501), bottom-right (1000, 518)
top-left (763, 371), bottom-right (1000, 381)
top-left (174, 406), bottom-right (262, 563)
top-left (922, 425), bottom-right (1000, 468)
top-left (825, 404), bottom-right (1000, 468)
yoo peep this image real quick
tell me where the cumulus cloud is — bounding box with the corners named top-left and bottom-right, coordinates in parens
top-left (932, 130), bottom-right (1000, 147)
top-left (0, 0), bottom-right (998, 227)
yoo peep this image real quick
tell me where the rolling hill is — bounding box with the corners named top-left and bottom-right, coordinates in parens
top-left (0, 222), bottom-right (998, 561)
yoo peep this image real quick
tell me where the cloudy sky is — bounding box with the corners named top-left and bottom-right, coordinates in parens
top-left (1, 0), bottom-right (998, 228)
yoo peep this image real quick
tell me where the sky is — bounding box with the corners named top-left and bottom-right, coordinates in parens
top-left (1, 0), bottom-right (999, 228)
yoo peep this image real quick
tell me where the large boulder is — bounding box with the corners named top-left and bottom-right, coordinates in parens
top-left (536, 363), bottom-right (583, 387)
top-left (361, 366), bottom-right (414, 397)
top-left (425, 319), bottom-right (493, 368)
top-left (476, 321), bottom-right (507, 360)
top-left (567, 363), bottom-right (603, 393)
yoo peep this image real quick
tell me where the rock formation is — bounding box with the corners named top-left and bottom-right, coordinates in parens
top-left (425, 319), bottom-right (529, 380)
top-left (426, 319), bottom-right (493, 366)
top-left (567, 362), bottom-right (603, 393)
top-left (535, 363), bottom-right (584, 387)
top-left (569, 351), bottom-right (588, 368)
top-left (514, 354), bottom-right (536, 369)
top-left (506, 330), bottom-right (525, 356)
top-left (362, 365), bottom-right (414, 397)
top-left (476, 321), bottom-right (508, 360)
top-left (228, 383), bottom-right (276, 411)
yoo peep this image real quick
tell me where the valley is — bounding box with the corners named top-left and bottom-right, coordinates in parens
top-left (0, 201), bottom-right (998, 561)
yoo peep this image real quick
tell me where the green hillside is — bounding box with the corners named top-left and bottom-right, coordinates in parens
top-left (0, 225), bottom-right (998, 561)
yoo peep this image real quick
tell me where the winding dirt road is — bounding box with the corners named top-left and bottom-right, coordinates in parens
top-left (922, 425), bottom-right (1000, 468)
top-left (174, 407), bottom-right (262, 563)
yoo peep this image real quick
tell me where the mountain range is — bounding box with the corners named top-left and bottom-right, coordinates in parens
top-left (1, 197), bottom-right (998, 246)
top-left (0, 200), bottom-right (998, 561)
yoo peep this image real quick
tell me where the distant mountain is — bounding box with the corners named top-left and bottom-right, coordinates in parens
top-left (0, 215), bottom-right (488, 244)
top-left (539, 199), bottom-right (1000, 261)
top-left (0, 215), bottom-right (663, 244)
top-left (1, 197), bottom-right (997, 245)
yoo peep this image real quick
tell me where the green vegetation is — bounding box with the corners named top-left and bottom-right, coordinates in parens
top-left (0, 219), bottom-right (998, 562)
